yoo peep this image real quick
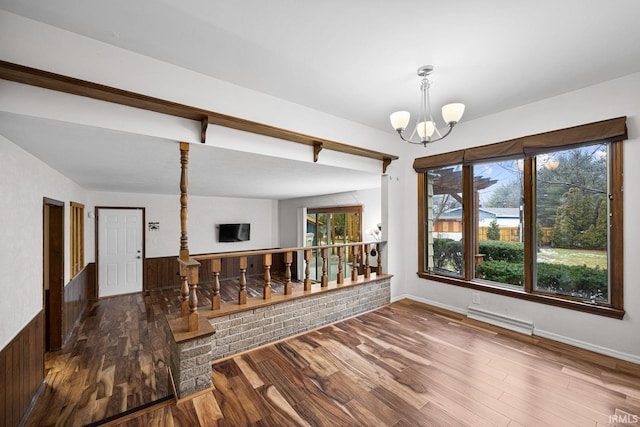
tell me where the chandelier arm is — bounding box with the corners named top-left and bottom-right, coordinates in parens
top-left (396, 130), bottom-right (427, 145)
top-left (426, 123), bottom-right (456, 143)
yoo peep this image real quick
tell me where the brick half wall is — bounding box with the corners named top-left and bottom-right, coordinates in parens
top-left (209, 277), bottom-right (391, 360)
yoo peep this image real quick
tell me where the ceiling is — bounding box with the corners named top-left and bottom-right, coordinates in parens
top-left (2, 0), bottom-right (640, 199)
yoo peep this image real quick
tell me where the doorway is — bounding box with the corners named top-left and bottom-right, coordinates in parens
top-left (43, 197), bottom-right (64, 351)
top-left (306, 206), bottom-right (362, 281)
top-left (97, 207), bottom-right (145, 298)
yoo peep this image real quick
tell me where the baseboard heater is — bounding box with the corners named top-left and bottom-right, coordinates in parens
top-left (467, 306), bottom-right (534, 336)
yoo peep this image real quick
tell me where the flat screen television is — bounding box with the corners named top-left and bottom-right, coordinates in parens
top-left (218, 223), bottom-right (250, 242)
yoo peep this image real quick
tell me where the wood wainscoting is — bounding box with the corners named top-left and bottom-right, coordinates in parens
top-left (0, 265), bottom-right (94, 425)
top-left (145, 252), bottom-right (297, 291)
top-left (0, 311), bottom-right (45, 427)
top-left (63, 263), bottom-right (95, 341)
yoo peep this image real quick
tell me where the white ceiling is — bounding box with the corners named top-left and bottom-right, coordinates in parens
top-left (2, 0), bottom-right (640, 198)
top-left (0, 112), bottom-right (381, 199)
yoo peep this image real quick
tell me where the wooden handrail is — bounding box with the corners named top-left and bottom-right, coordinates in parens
top-left (192, 241), bottom-right (386, 261)
top-left (193, 241), bottom-right (386, 311)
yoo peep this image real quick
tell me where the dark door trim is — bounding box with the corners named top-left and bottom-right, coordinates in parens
top-left (43, 197), bottom-right (64, 351)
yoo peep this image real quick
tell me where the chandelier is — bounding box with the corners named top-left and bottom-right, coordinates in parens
top-left (390, 65), bottom-right (465, 146)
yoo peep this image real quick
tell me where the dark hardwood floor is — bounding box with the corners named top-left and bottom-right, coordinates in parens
top-left (25, 283), bottom-right (640, 426)
top-left (24, 275), bottom-right (303, 426)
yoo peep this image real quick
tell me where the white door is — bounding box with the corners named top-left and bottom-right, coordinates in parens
top-left (98, 208), bottom-right (143, 298)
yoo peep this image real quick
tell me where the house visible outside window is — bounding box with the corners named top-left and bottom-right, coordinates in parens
top-left (415, 117), bottom-right (626, 318)
top-left (70, 202), bottom-right (84, 278)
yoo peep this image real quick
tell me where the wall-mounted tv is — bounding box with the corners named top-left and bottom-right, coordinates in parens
top-left (218, 223), bottom-right (250, 242)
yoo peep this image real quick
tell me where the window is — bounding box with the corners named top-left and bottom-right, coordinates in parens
top-left (425, 166), bottom-right (464, 277)
top-left (474, 159), bottom-right (525, 288)
top-left (534, 144), bottom-right (609, 303)
top-left (415, 117), bottom-right (626, 318)
top-left (306, 206), bottom-right (362, 281)
top-left (70, 202), bottom-right (84, 278)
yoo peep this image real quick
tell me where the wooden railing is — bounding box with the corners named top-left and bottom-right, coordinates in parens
top-left (193, 241), bottom-right (385, 312)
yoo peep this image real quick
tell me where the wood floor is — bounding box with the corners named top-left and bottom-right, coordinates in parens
top-left (26, 288), bottom-right (640, 426)
top-left (24, 275), bottom-right (303, 426)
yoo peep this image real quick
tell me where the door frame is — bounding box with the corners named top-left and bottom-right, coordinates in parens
top-left (43, 197), bottom-right (64, 351)
top-left (306, 205), bottom-right (363, 280)
top-left (95, 206), bottom-right (146, 297)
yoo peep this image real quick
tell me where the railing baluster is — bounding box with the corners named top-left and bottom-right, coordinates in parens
top-left (304, 249), bottom-right (312, 291)
top-left (239, 256), bottom-right (247, 305)
top-left (321, 247), bottom-right (329, 287)
top-left (364, 244), bottom-right (370, 279)
top-left (263, 253), bottom-right (272, 299)
top-left (337, 246), bottom-right (344, 284)
top-left (188, 263), bottom-right (199, 331)
top-left (284, 251), bottom-right (292, 295)
top-left (211, 258), bottom-right (221, 310)
top-left (193, 241), bottom-right (384, 310)
top-left (351, 244), bottom-right (359, 281)
top-left (180, 267), bottom-right (189, 317)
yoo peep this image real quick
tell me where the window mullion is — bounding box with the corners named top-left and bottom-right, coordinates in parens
top-left (463, 165), bottom-right (475, 281)
top-left (523, 158), bottom-right (535, 293)
top-left (609, 141), bottom-right (624, 310)
top-left (417, 172), bottom-right (427, 274)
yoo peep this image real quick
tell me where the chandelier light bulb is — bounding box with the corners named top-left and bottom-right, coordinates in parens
top-left (390, 111), bottom-right (411, 131)
top-left (442, 103), bottom-right (465, 124)
top-left (416, 121), bottom-right (436, 140)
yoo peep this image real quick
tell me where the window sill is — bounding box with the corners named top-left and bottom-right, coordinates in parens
top-left (417, 272), bottom-right (625, 320)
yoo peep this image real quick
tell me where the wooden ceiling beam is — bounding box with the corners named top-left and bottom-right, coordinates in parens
top-left (0, 60), bottom-right (398, 171)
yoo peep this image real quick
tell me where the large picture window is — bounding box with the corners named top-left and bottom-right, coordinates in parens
top-left (415, 117), bottom-right (626, 318)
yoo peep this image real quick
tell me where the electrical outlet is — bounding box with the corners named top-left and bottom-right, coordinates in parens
top-left (472, 292), bottom-right (480, 305)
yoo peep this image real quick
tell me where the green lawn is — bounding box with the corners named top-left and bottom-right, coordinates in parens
top-left (537, 247), bottom-right (607, 269)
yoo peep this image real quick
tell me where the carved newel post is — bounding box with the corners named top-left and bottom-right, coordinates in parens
top-left (177, 142), bottom-right (200, 332)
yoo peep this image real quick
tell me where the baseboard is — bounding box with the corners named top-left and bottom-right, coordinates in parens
top-left (467, 306), bottom-right (534, 336)
top-left (391, 295), bottom-right (640, 365)
top-left (393, 294), bottom-right (467, 316)
top-left (535, 328), bottom-right (640, 365)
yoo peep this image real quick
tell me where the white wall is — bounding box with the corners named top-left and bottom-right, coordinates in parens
top-left (401, 72), bottom-right (640, 363)
top-left (88, 192), bottom-right (279, 259)
top-left (0, 136), bottom-right (88, 350)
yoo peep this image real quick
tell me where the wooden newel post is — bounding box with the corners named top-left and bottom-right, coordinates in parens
top-left (211, 258), bottom-right (221, 310)
top-left (376, 242), bottom-right (383, 274)
top-left (284, 251), bottom-right (293, 295)
top-left (351, 244), bottom-right (360, 282)
top-left (179, 143), bottom-right (190, 262)
top-left (263, 253), bottom-right (272, 300)
top-left (176, 142), bottom-right (200, 332)
top-left (321, 247), bottom-right (329, 287)
top-left (178, 142), bottom-right (191, 318)
top-left (304, 249), bottom-right (312, 291)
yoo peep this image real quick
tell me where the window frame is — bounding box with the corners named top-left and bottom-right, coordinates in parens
top-left (415, 118), bottom-right (626, 319)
